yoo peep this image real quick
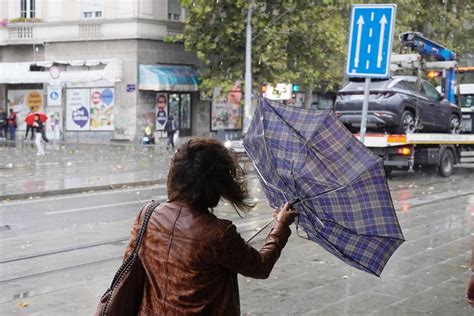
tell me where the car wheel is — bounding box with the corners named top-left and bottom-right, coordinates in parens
top-left (449, 114), bottom-right (461, 134)
top-left (397, 111), bottom-right (416, 134)
top-left (438, 149), bottom-right (454, 177)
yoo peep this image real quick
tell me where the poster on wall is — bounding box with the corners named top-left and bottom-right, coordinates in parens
top-left (7, 90), bottom-right (44, 130)
top-left (90, 88), bottom-right (114, 131)
top-left (155, 93), bottom-right (168, 131)
top-left (46, 108), bottom-right (62, 141)
top-left (211, 83), bottom-right (243, 131)
top-left (66, 89), bottom-right (90, 131)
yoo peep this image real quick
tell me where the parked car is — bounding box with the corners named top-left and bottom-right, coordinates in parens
top-left (334, 76), bottom-right (462, 134)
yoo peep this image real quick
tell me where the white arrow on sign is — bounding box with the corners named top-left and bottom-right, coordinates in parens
top-left (354, 15), bottom-right (364, 68)
top-left (377, 15), bottom-right (388, 68)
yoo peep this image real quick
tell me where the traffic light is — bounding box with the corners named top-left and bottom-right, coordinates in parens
top-left (261, 84), bottom-right (267, 97)
top-left (292, 84), bottom-right (300, 92)
top-left (427, 71), bottom-right (441, 79)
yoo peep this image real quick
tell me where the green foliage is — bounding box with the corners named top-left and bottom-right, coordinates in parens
top-left (8, 17), bottom-right (42, 24)
top-left (181, 0), bottom-right (473, 94)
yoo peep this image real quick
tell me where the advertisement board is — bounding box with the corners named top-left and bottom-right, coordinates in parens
top-left (211, 83), bottom-right (242, 131)
top-left (7, 90), bottom-right (44, 130)
top-left (66, 89), bottom-right (90, 131)
top-left (90, 88), bottom-right (114, 131)
top-left (155, 93), bottom-right (168, 131)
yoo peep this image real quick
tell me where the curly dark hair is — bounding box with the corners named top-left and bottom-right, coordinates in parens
top-left (167, 138), bottom-right (255, 213)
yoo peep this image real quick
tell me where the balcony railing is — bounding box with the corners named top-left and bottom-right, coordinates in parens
top-left (9, 24), bottom-right (33, 40)
top-left (4, 19), bottom-right (184, 43)
top-left (79, 22), bottom-right (103, 38)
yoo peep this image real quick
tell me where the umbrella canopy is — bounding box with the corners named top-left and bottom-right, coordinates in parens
top-left (243, 98), bottom-right (404, 276)
top-left (24, 112), bottom-right (48, 125)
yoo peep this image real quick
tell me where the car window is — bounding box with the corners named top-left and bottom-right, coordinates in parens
top-left (395, 80), bottom-right (418, 93)
top-left (421, 81), bottom-right (441, 99)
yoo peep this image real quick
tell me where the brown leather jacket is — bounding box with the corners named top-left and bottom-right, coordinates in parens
top-left (125, 201), bottom-right (291, 315)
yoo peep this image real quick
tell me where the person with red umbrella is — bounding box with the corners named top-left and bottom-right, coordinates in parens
top-left (25, 112), bottom-right (48, 156)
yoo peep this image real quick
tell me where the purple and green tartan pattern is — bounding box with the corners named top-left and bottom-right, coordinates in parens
top-left (243, 98), bottom-right (405, 276)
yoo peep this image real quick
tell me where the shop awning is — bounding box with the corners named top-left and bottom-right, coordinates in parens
top-left (139, 64), bottom-right (199, 92)
top-left (0, 59), bottom-right (122, 84)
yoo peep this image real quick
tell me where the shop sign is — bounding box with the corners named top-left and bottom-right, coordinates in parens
top-left (47, 86), bottom-right (62, 106)
top-left (126, 84), bottom-right (136, 92)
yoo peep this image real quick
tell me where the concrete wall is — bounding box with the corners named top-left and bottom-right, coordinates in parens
top-left (192, 96), bottom-right (211, 137)
top-left (135, 39), bottom-right (199, 138)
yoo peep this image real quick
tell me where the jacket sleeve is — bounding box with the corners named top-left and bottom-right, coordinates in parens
top-left (216, 220), bottom-right (291, 279)
top-left (123, 204), bottom-right (148, 259)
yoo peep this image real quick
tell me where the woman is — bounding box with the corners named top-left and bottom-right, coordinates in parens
top-left (125, 138), bottom-right (297, 315)
top-left (32, 115), bottom-right (45, 156)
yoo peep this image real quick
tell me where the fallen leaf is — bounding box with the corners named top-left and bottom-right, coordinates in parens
top-left (17, 301), bottom-right (29, 307)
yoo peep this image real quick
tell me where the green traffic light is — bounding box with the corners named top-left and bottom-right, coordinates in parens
top-left (292, 84), bottom-right (300, 92)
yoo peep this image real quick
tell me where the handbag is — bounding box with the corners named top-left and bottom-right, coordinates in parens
top-left (95, 200), bottom-right (160, 316)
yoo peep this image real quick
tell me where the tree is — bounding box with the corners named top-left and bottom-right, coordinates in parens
top-left (180, 0), bottom-right (347, 103)
top-left (180, 0), bottom-right (473, 101)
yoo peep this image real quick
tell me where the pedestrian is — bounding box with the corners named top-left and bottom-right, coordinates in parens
top-left (24, 123), bottom-right (35, 141)
top-left (6, 109), bottom-right (17, 141)
top-left (32, 115), bottom-right (45, 156)
top-left (123, 138), bottom-right (297, 314)
top-left (0, 107), bottom-right (7, 139)
top-left (164, 115), bottom-right (176, 149)
top-left (466, 245), bottom-right (474, 307)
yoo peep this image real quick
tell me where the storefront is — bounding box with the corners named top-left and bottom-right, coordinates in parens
top-left (138, 64), bottom-right (199, 137)
top-left (0, 59), bottom-right (122, 141)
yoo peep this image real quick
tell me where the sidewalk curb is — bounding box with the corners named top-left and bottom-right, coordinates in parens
top-left (1, 179), bottom-right (168, 201)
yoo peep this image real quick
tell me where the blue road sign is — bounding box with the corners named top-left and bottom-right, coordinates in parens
top-left (346, 4), bottom-right (396, 78)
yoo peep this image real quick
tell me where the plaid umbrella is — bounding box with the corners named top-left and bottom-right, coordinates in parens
top-left (243, 98), bottom-right (404, 276)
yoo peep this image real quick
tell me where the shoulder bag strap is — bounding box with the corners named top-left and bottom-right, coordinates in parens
top-left (132, 200), bottom-right (160, 256)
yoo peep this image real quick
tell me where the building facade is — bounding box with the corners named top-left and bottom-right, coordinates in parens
top-left (0, 0), bottom-right (213, 142)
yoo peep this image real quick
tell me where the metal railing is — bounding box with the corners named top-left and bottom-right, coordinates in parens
top-left (79, 22), bottom-right (103, 38)
top-left (9, 25), bottom-right (33, 39)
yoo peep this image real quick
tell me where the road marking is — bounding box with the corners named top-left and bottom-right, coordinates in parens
top-left (44, 195), bottom-right (168, 215)
top-left (366, 60), bottom-right (370, 69)
top-left (2, 184), bottom-right (168, 206)
top-left (369, 28), bottom-right (373, 37)
top-left (371, 12), bottom-right (374, 21)
top-left (377, 15), bottom-right (388, 68)
top-left (354, 15), bottom-right (365, 68)
top-left (367, 44), bottom-right (371, 53)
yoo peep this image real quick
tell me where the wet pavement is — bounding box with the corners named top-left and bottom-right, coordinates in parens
top-left (0, 142), bottom-right (473, 315)
top-left (0, 140), bottom-right (176, 199)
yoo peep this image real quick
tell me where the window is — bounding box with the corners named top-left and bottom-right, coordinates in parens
top-left (20, 0), bottom-right (35, 18)
top-left (168, 0), bottom-right (182, 21)
top-left (421, 81), bottom-right (441, 99)
top-left (83, 10), bottom-right (102, 19)
top-left (168, 13), bottom-right (181, 21)
top-left (81, 0), bottom-right (104, 20)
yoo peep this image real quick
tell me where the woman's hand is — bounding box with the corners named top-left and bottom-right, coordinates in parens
top-left (272, 202), bottom-right (298, 226)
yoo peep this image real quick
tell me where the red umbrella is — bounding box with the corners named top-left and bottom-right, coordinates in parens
top-left (24, 112), bottom-right (48, 125)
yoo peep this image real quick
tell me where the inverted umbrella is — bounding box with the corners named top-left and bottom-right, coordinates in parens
top-left (24, 112), bottom-right (48, 125)
top-left (243, 98), bottom-right (404, 276)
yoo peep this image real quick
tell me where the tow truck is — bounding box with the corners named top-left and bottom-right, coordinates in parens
top-left (360, 32), bottom-right (474, 177)
top-left (456, 66), bottom-right (474, 132)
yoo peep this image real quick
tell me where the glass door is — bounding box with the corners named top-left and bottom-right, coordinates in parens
top-left (168, 93), bottom-right (192, 136)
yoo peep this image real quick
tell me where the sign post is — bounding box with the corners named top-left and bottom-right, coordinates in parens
top-left (346, 4), bottom-right (396, 143)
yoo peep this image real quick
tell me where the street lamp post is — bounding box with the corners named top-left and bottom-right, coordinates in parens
top-left (243, 0), bottom-right (253, 133)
